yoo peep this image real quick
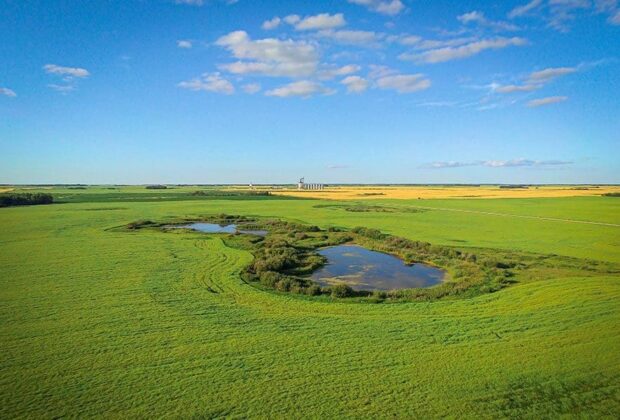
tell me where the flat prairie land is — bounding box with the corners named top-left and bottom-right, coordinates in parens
top-left (1, 186), bottom-right (619, 418)
top-left (270, 185), bottom-right (620, 200)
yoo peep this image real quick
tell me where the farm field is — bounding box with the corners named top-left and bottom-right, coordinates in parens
top-left (269, 185), bottom-right (620, 200)
top-left (1, 186), bottom-right (619, 418)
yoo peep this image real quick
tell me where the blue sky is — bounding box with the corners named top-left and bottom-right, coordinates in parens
top-left (1, 0), bottom-right (619, 184)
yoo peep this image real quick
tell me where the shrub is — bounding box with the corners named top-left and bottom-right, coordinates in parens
top-left (275, 278), bottom-right (294, 292)
top-left (331, 283), bottom-right (354, 298)
top-left (306, 284), bottom-right (322, 296)
top-left (0, 193), bottom-right (54, 207)
top-left (259, 271), bottom-right (282, 287)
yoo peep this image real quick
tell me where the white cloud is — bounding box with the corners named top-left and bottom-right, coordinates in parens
top-left (495, 84), bottom-right (540, 93)
top-left (0, 87), bottom-right (16, 97)
top-left (178, 72), bottom-right (235, 94)
top-left (43, 64), bottom-right (90, 78)
top-left (347, 0), bottom-right (405, 16)
top-left (265, 80), bottom-right (334, 98)
top-left (493, 65), bottom-right (578, 95)
top-left (283, 15), bottom-right (301, 25)
top-left (509, 0), bottom-right (620, 28)
top-left (341, 75), bottom-right (369, 93)
top-left (293, 13), bottom-right (346, 31)
top-left (47, 84), bottom-right (76, 94)
top-left (508, 0), bottom-right (543, 18)
top-left (527, 66), bottom-right (577, 83)
top-left (216, 31), bottom-right (319, 77)
top-left (548, 0), bottom-right (591, 31)
top-left (426, 158), bottom-right (573, 168)
top-left (316, 29), bottom-right (382, 45)
top-left (401, 37), bottom-right (528, 64)
top-left (458, 11), bottom-right (486, 24)
top-left (262, 17), bottom-right (281, 30)
top-left (318, 64), bottom-right (361, 80)
top-left (393, 34), bottom-right (422, 45)
top-left (375, 74), bottom-right (431, 93)
top-left (242, 83), bottom-right (261, 94)
top-left (177, 40), bottom-right (193, 48)
top-left (457, 10), bottom-right (519, 31)
top-left (405, 37), bottom-right (478, 50)
top-left (368, 65), bottom-right (397, 79)
top-left (527, 95), bottom-right (568, 107)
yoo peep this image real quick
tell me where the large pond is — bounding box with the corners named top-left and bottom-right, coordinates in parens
top-left (173, 223), bottom-right (268, 236)
top-left (310, 245), bottom-right (445, 291)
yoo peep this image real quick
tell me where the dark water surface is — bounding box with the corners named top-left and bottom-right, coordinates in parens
top-left (311, 245), bottom-right (445, 291)
top-left (175, 223), bottom-right (268, 236)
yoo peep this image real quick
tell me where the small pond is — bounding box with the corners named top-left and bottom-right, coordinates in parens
top-left (173, 223), bottom-right (268, 236)
top-left (310, 245), bottom-right (445, 291)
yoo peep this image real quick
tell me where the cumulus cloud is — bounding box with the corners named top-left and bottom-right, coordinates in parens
top-left (401, 37), bottom-right (527, 64)
top-left (375, 74), bottom-right (431, 93)
top-left (508, 0), bottom-right (543, 18)
top-left (0, 87), bottom-right (17, 97)
top-left (178, 72), bottom-right (235, 94)
top-left (216, 30), bottom-right (319, 77)
top-left (457, 11), bottom-right (519, 31)
top-left (316, 29), bottom-right (382, 45)
top-left (611, 10), bottom-right (620, 23)
top-left (262, 17), bottom-right (281, 30)
top-left (292, 13), bottom-right (346, 31)
top-left (268, 13), bottom-right (346, 31)
top-left (43, 64), bottom-right (90, 78)
top-left (43, 64), bottom-right (90, 93)
top-left (347, 0), bottom-right (405, 16)
top-left (425, 158), bottom-right (573, 168)
top-left (177, 40), bottom-right (193, 48)
top-left (341, 75), bottom-right (369, 93)
top-left (318, 64), bottom-right (361, 80)
top-left (242, 83), bottom-right (261, 94)
top-left (265, 80), bottom-right (335, 98)
top-left (527, 95), bottom-right (568, 107)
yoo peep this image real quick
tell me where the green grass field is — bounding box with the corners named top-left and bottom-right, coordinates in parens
top-left (1, 188), bottom-right (619, 417)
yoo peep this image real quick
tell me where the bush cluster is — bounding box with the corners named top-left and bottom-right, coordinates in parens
top-left (0, 193), bottom-right (53, 207)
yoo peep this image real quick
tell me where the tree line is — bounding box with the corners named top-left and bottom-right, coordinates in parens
top-left (0, 193), bottom-right (54, 207)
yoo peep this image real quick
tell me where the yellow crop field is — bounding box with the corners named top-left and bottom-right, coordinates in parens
top-left (268, 185), bottom-right (620, 200)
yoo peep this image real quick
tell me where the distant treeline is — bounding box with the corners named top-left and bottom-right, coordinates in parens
top-left (499, 185), bottom-right (529, 189)
top-left (0, 193), bottom-right (54, 208)
top-left (145, 185), bottom-right (168, 190)
top-left (602, 192), bottom-right (620, 197)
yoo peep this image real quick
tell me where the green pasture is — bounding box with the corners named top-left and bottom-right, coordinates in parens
top-left (1, 188), bottom-right (619, 417)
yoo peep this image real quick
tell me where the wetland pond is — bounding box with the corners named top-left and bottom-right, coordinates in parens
top-left (310, 245), bottom-right (445, 291)
top-left (172, 223), bottom-right (268, 236)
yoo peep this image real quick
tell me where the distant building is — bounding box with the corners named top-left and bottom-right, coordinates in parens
top-left (297, 177), bottom-right (324, 190)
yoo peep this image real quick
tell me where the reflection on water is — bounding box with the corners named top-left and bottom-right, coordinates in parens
top-left (173, 223), bottom-right (268, 236)
top-left (311, 245), bottom-right (445, 291)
